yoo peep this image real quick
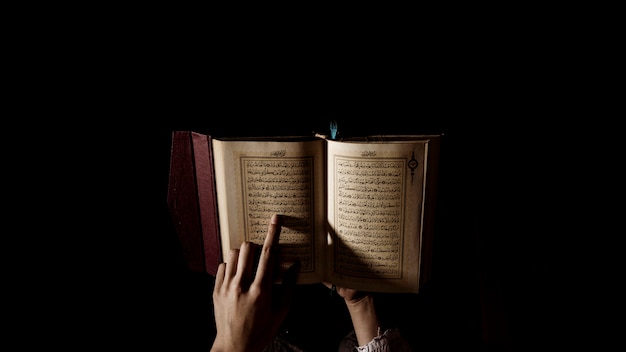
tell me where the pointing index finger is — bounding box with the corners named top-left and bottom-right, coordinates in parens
top-left (253, 214), bottom-right (281, 287)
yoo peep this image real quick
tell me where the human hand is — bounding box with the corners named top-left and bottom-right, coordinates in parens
top-left (210, 214), bottom-right (300, 352)
top-left (322, 282), bottom-right (370, 306)
top-left (323, 282), bottom-right (380, 346)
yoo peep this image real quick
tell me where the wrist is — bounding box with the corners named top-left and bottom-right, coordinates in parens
top-left (211, 335), bottom-right (265, 352)
top-left (345, 295), bottom-right (380, 346)
top-left (345, 294), bottom-right (375, 311)
top-left (210, 338), bottom-right (245, 352)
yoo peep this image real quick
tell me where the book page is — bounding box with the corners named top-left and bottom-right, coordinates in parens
top-left (325, 137), bottom-right (433, 293)
top-left (212, 137), bottom-right (326, 284)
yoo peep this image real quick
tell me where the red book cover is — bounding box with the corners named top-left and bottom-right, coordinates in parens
top-left (167, 131), bottom-right (221, 275)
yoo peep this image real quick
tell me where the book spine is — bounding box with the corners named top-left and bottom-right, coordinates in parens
top-left (192, 132), bottom-right (222, 276)
top-left (167, 131), bottom-right (222, 275)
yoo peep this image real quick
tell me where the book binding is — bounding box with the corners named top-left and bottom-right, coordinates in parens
top-left (167, 131), bottom-right (221, 276)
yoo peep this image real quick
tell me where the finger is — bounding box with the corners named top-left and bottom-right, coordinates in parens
top-left (322, 281), bottom-right (340, 291)
top-left (234, 241), bottom-right (257, 288)
top-left (253, 214), bottom-right (281, 287)
top-left (223, 248), bottom-right (240, 286)
top-left (213, 262), bottom-right (226, 295)
top-left (322, 281), bottom-right (342, 298)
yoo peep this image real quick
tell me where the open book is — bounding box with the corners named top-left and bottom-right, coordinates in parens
top-left (167, 131), bottom-right (441, 293)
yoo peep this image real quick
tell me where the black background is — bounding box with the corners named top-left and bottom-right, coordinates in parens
top-left (20, 12), bottom-right (589, 350)
top-left (58, 60), bottom-right (540, 351)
